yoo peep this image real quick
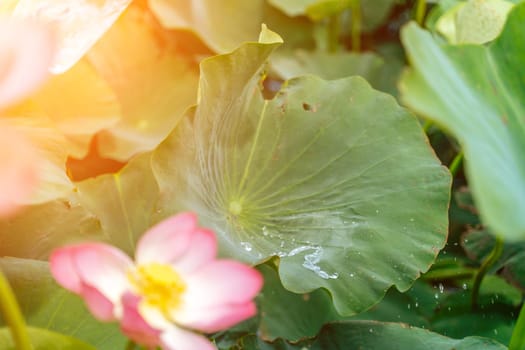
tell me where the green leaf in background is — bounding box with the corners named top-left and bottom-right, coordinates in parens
top-left (270, 50), bottom-right (383, 81)
top-left (430, 277), bottom-right (518, 345)
top-left (152, 27), bottom-right (451, 316)
top-left (268, 0), bottom-right (402, 31)
top-left (348, 282), bottom-right (431, 329)
top-left (400, 3), bottom-right (525, 241)
top-left (0, 258), bottom-right (126, 350)
top-left (435, 0), bottom-right (514, 44)
top-left (311, 321), bottom-right (508, 350)
top-left (238, 320), bottom-right (507, 350)
top-left (304, 0), bottom-right (352, 21)
top-left (256, 264), bottom-right (341, 341)
top-left (0, 327), bottom-right (96, 350)
top-left (456, 0), bottom-right (514, 44)
top-left (502, 253), bottom-right (525, 290)
top-left (462, 228), bottom-right (525, 290)
top-left (270, 42), bottom-right (406, 96)
top-left (267, 0), bottom-right (319, 17)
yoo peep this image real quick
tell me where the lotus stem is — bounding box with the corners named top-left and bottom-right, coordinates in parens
top-left (471, 235), bottom-right (504, 310)
top-left (449, 151), bottom-right (464, 177)
top-left (350, 0), bottom-right (361, 51)
top-left (327, 14), bottom-right (341, 52)
top-left (0, 269), bottom-right (32, 350)
top-left (416, 0), bottom-right (427, 26)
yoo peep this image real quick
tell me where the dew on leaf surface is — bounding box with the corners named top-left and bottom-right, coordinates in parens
top-left (240, 242), bottom-right (253, 252)
top-left (288, 245), bottom-right (339, 280)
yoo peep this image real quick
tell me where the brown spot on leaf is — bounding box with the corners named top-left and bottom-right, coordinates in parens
top-left (302, 102), bottom-right (318, 112)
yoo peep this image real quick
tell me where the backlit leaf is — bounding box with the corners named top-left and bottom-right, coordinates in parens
top-left (87, 4), bottom-right (200, 160)
top-left (152, 29), bottom-right (451, 316)
top-left (400, 3), bottom-right (525, 241)
top-left (9, 0), bottom-right (132, 73)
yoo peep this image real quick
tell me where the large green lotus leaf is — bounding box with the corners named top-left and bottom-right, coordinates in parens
top-left (0, 327), bottom-right (95, 350)
top-left (87, 4), bottom-right (199, 161)
top-left (148, 0), bottom-right (315, 53)
top-left (75, 154), bottom-right (159, 255)
top-left (0, 257), bottom-right (126, 349)
top-left (152, 32), bottom-right (451, 315)
top-left (400, 4), bottom-right (525, 241)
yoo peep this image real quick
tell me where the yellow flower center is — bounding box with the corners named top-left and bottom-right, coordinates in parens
top-left (128, 263), bottom-right (186, 315)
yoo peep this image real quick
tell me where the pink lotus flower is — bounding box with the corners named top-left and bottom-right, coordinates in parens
top-left (0, 18), bottom-right (56, 216)
top-left (50, 213), bottom-right (263, 350)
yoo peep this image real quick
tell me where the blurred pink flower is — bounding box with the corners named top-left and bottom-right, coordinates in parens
top-left (0, 18), bottom-right (56, 109)
top-left (50, 212), bottom-right (263, 350)
top-left (0, 121), bottom-right (39, 216)
top-left (0, 18), bottom-right (56, 216)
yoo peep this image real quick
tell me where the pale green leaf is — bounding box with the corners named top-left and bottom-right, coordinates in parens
top-left (400, 3), bottom-right (525, 240)
top-left (456, 0), bottom-right (514, 44)
top-left (75, 154), bottom-right (159, 255)
top-left (0, 198), bottom-right (102, 259)
top-left (436, 0), bottom-right (514, 44)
